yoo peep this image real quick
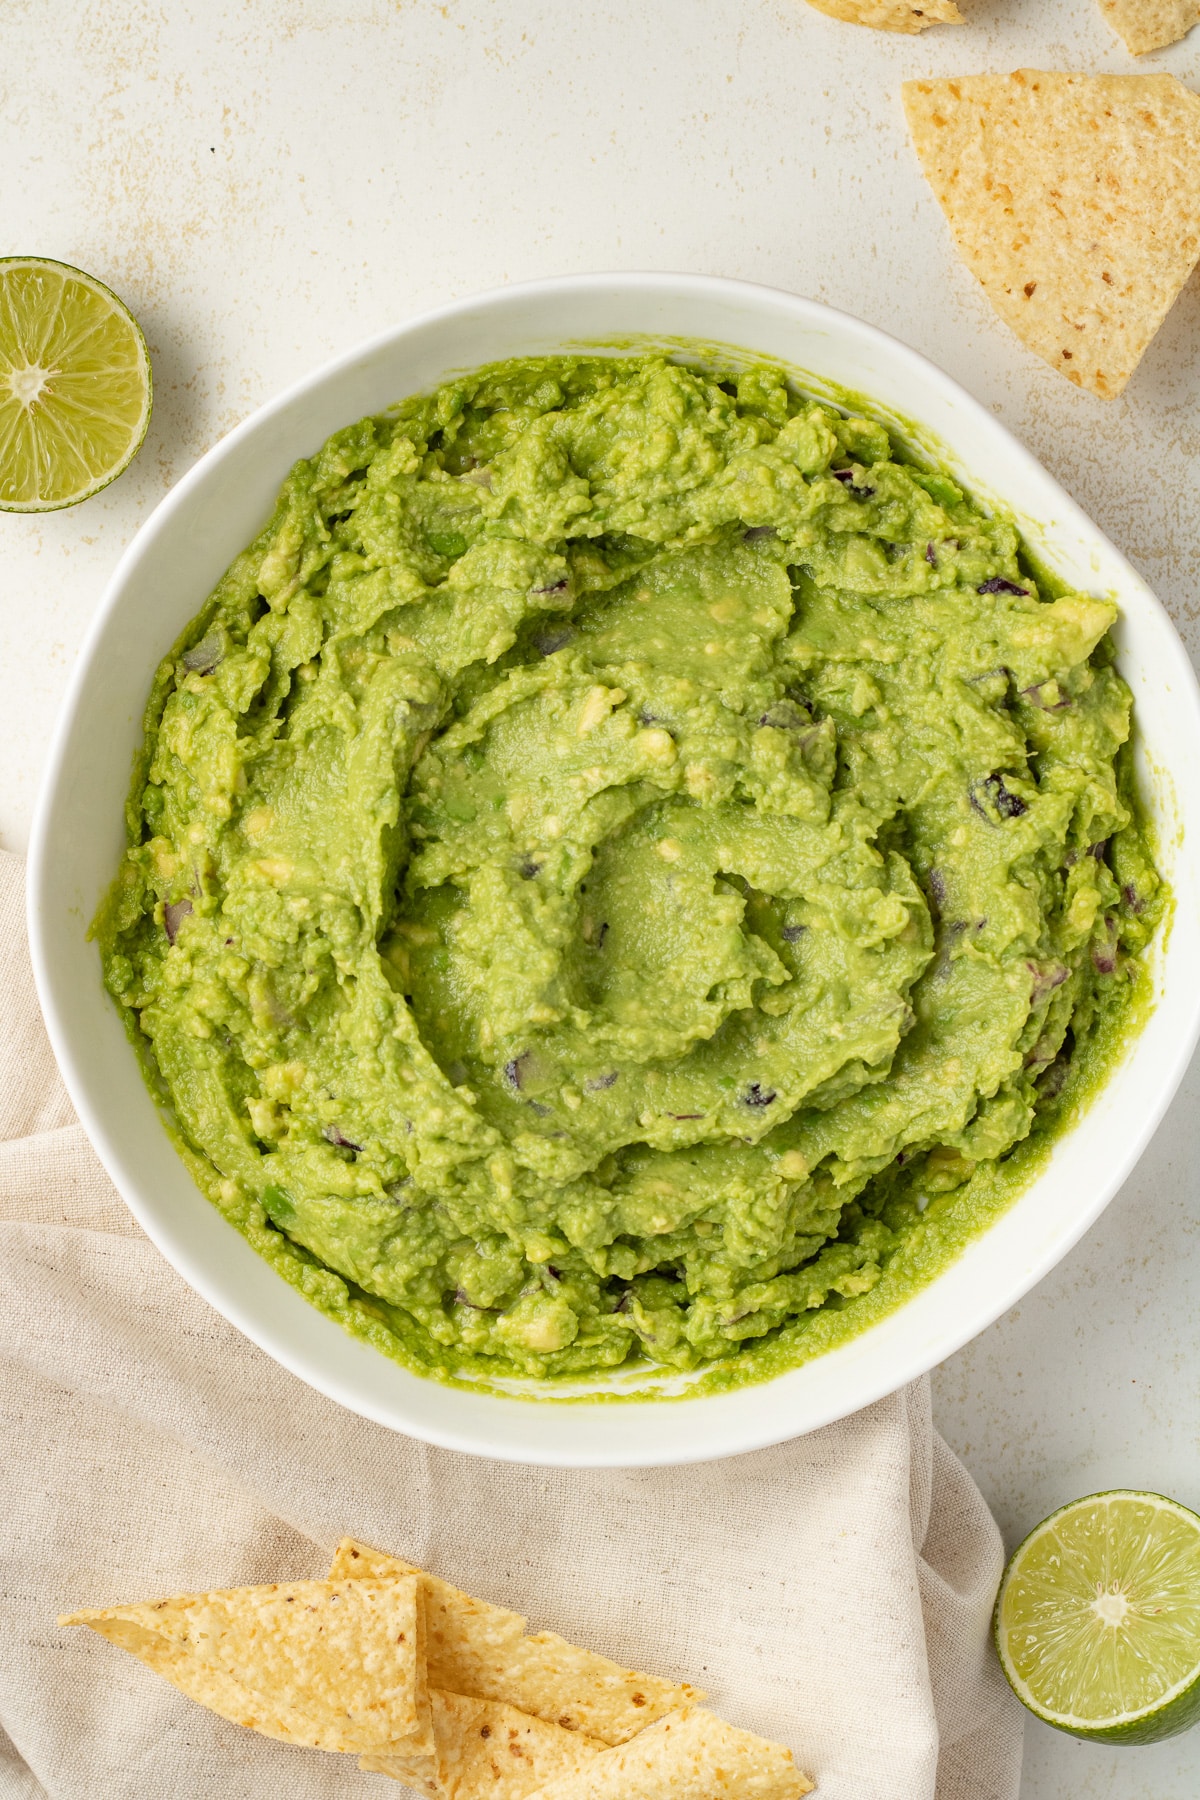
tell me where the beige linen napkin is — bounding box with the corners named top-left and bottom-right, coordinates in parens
top-left (0, 847), bottom-right (1022, 1800)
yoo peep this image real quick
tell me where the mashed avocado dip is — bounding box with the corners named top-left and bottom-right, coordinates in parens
top-left (97, 353), bottom-right (1162, 1392)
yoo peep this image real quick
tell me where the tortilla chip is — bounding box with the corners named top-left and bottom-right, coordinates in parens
top-left (804, 0), bottom-right (961, 27)
top-left (61, 1577), bottom-right (432, 1757)
top-left (903, 70), bottom-right (1200, 397)
top-left (329, 1539), bottom-right (701, 1743)
top-left (1098, 0), bottom-right (1200, 54)
top-left (514, 1708), bottom-right (813, 1800)
top-left (362, 1690), bottom-right (606, 1796)
top-left (58, 1614), bottom-right (357, 1751)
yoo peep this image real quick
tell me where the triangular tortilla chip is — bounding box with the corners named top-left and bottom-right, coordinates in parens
top-left (903, 70), bottom-right (1200, 397)
top-left (1098, 0), bottom-right (1200, 54)
top-left (363, 1690), bottom-right (606, 1796)
top-left (59, 1614), bottom-right (352, 1751)
top-left (61, 1577), bottom-right (432, 1756)
top-left (805, 0), bottom-right (961, 28)
top-left (516, 1708), bottom-right (813, 1800)
top-left (329, 1539), bottom-right (701, 1744)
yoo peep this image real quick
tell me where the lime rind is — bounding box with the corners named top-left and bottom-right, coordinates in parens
top-left (995, 1488), bottom-right (1200, 1744)
top-left (0, 256), bottom-right (152, 513)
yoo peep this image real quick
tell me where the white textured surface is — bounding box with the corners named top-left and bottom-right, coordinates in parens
top-left (3, 2), bottom-right (1199, 1790)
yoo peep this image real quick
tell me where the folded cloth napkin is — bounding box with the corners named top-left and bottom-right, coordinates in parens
top-left (0, 847), bottom-right (1022, 1800)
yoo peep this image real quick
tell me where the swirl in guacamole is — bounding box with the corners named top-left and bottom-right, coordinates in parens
top-left (96, 354), bottom-right (1163, 1391)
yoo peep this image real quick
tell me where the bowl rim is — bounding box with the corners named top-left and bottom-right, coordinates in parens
top-left (26, 269), bottom-right (1200, 1465)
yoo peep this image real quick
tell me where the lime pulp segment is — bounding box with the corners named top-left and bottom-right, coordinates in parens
top-left (0, 256), bottom-right (152, 512)
top-left (995, 1489), bottom-right (1200, 1744)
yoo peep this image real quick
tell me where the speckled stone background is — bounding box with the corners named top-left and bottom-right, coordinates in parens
top-left (4, 2), bottom-right (1200, 1791)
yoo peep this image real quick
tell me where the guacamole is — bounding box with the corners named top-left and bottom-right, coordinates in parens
top-left (97, 353), bottom-right (1163, 1389)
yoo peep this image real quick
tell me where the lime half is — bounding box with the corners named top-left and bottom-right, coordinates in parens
top-left (0, 256), bottom-right (152, 512)
top-left (995, 1489), bottom-right (1200, 1744)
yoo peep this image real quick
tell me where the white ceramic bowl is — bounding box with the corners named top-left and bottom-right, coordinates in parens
top-left (29, 273), bottom-right (1200, 1466)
